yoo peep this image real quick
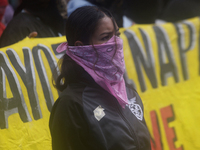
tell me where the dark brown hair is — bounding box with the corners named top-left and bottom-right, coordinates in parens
top-left (53, 6), bottom-right (117, 91)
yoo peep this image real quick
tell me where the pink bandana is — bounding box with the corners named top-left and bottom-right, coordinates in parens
top-left (56, 36), bottom-right (128, 108)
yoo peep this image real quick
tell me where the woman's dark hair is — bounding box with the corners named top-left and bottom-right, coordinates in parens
top-left (53, 6), bottom-right (117, 91)
top-left (66, 6), bottom-right (116, 46)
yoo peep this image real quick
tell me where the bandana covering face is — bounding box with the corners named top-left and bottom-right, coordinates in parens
top-left (57, 36), bottom-right (128, 107)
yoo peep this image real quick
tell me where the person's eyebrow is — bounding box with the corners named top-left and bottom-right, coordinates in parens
top-left (99, 28), bottom-right (120, 36)
top-left (100, 32), bottom-right (113, 36)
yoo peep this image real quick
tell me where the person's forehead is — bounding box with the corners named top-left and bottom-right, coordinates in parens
top-left (96, 17), bottom-right (114, 33)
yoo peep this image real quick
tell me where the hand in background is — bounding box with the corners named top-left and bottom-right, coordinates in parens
top-left (28, 31), bottom-right (38, 38)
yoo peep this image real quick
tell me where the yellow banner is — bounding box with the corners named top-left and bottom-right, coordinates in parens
top-left (0, 37), bottom-right (65, 150)
top-left (121, 17), bottom-right (200, 150)
top-left (0, 17), bottom-right (200, 149)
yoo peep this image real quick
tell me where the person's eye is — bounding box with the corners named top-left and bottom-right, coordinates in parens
top-left (116, 32), bottom-right (121, 37)
top-left (101, 36), bottom-right (110, 41)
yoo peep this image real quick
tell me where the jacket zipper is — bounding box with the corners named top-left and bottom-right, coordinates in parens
top-left (114, 100), bottom-right (140, 150)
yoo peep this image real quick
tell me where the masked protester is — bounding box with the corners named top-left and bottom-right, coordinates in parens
top-left (0, 0), bottom-right (66, 48)
top-left (49, 6), bottom-right (151, 150)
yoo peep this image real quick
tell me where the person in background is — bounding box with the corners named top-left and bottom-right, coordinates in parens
top-left (158, 0), bottom-right (200, 22)
top-left (123, 0), bottom-right (162, 24)
top-left (87, 0), bottom-right (124, 27)
top-left (67, 0), bottom-right (94, 17)
top-left (67, 0), bottom-right (163, 27)
top-left (0, 0), bottom-right (8, 37)
top-left (0, 0), bottom-right (67, 48)
top-left (49, 6), bottom-right (151, 150)
top-left (9, 0), bottom-right (21, 10)
top-left (67, 0), bottom-right (124, 27)
top-left (56, 0), bottom-right (67, 20)
top-left (2, 3), bottom-right (14, 26)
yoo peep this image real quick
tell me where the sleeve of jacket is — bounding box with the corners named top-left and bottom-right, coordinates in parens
top-left (49, 95), bottom-right (90, 150)
top-left (0, 24), bottom-right (30, 48)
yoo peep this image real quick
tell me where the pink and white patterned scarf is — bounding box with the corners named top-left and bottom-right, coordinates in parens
top-left (56, 36), bottom-right (128, 108)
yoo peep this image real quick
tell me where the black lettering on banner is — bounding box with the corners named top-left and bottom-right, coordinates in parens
top-left (51, 43), bottom-right (65, 59)
top-left (0, 52), bottom-right (32, 129)
top-left (123, 70), bottom-right (137, 90)
top-left (32, 44), bottom-right (59, 112)
top-left (175, 21), bottom-right (196, 80)
top-left (6, 48), bottom-right (42, 120)
top-left (153, 26), bottom-right (179, 86)
top-left (199, 18), bottom-right (200, 75)
top-left (124, 29), bottom-right (157, 92)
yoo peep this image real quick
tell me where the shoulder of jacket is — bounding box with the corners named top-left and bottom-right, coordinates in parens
top-left (53, 83), bottom-right (88, 107)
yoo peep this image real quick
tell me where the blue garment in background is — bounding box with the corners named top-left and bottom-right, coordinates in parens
top-left (67, 0), bottom-right (94, 17)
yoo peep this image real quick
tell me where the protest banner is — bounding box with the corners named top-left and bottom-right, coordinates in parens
top-left (122, 17), bottom-right (200, 150)
top-left (0, 17), bottom-right (200, 150)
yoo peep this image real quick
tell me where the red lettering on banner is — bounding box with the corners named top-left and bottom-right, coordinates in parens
top-left (160, 105), bottom-right (184, 150)
top-left (150, 110), bottom-right (163, 150)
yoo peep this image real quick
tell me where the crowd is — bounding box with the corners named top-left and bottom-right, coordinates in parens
top-left (0, 0), bottom-right (200, 48)
top-left (0, 0), bottom-right (200, 47)
top-left (1, 1), bottom-right (200, 149)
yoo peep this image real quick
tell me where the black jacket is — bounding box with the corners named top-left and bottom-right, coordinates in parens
top-left (0, 0), bottom-right (65, 48)
top-left (158, 0), bottom-right (200, 22)
top-left (49, 71), bottom-right (151, 150)
top-left (0, 13), bottom-right (60, 48)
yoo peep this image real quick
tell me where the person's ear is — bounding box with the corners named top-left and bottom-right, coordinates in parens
top-left (74, 41), bottom-right (84, 46)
